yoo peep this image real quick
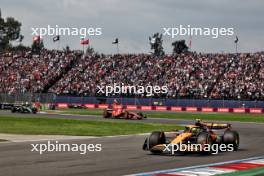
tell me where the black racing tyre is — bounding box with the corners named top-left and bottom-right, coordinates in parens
top-left (103, 109), bottom-right (112, 118)
top-left (149, 131), bottom-right (166, 154)
top-left (223, 130), bottom-right (239, 151)
top-left (197, 132), bottom-right (213, 154)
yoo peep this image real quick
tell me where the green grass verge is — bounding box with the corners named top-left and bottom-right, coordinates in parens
top-left (0, 116), bottom-right (181, 136)
top-left (54, 108), bottom-right (264, 123)
top-left (215, 167), bottom-right (264, 176)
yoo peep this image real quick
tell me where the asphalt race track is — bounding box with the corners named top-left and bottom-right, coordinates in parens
top-left (0, 111), bottom-right (264, 176)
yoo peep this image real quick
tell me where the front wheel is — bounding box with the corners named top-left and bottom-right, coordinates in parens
top-left (148, 131), bottom-right (166, 154)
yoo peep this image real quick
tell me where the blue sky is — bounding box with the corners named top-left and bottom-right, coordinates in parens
top-left (1, 0), bottom-right (263, 54)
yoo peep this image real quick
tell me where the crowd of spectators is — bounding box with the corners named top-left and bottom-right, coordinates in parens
top-left (1, 49), bottom-right (264, 100)
top-left (211, 53), bottom-right (264, 100)
top-left (0, 49), bottom-right (81, 94)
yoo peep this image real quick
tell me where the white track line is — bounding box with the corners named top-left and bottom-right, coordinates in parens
top-left (127, 156), bottom-right (264, 176)
top-left (40, 111), bottom-right (264, 125)
top-left (0, 132), bottom-right (150, 143)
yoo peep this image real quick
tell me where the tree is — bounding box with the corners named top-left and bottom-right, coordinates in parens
top-left (149, 33), bottom-right (164, 56)
top-left (172, 40), bottom-right (188, 54)
top-left (0, 11), bottom-right (22, 52)
top-left (12, 44), bottom-right (30, 52)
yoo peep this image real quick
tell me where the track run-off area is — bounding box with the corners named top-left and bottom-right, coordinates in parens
top-left (0, 110), bottom-right (264, 176)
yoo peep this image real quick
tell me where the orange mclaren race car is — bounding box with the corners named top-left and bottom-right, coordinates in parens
top-left (143, 120), bottom-right (239, 154)
top-left (103, 100), bottom-right (146, 120)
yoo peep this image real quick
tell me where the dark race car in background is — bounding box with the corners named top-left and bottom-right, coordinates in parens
top-left (68, 104), bottom-right (86, 109)
top-left (11, 104), bottom-right (38, 114)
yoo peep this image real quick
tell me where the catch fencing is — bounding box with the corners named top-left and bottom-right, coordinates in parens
top-left (0, 93), bottom-right (56, 104)
top-left (0, 93), bottom-right (263, 109)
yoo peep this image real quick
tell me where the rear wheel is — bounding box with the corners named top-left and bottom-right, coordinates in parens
top-left (148, 131), bottom-right (166, 154)
top-left (223, 130), bottom-right (239, 151)
top-left (103, 109), bottom-right (112, 118)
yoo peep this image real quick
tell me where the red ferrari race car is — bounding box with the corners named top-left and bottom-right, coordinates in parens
top-left (103, 100), bottom-right (146, 120)
top-left (103, 108), bottom-right (146, 120)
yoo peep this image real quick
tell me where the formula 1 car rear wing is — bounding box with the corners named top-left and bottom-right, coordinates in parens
top-left (195, 119), bottom-right (231, 130)
top-left (204, 122), bottom-right (231, 129)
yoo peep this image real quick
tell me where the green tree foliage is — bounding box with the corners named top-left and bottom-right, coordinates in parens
top-left (149, 33), bottom-right (164, 56)
top-left (172, 40), bottom-right (189, 54)
top-left (0, 13), bottom-right (22, 51)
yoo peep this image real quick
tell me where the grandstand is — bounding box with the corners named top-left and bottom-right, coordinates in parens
top-left (1, 49), bottom-right (264, 100)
